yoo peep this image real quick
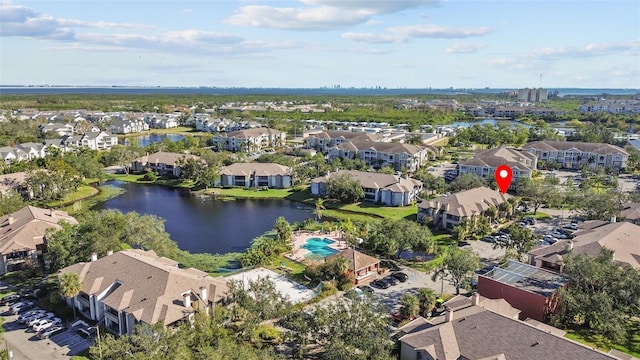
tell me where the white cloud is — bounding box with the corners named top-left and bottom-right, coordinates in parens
top-left (343, 24), bottom-right (491, 44)
top-left (225, 0), bottom-right (439, 31)
top-left (0, 2), bottom-right (291, 57)
top-left (0, 2), bottom-right (150, 38)
top-left (446, 42), bottom-right (486, 54)
top-left (530, 40), bottom-right (639, 60)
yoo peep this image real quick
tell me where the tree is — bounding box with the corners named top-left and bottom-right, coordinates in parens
top-left (516, 178), bottom-right (559, 214)
top-left (551, 249), bottom-right (640, 342)
top-left (494, 223), bottom-right (537, 260)
top-left (178, 156), bottom-right (218, 188)
top-left (416, 288), bottom-right (437, 315)
top-left (400, 293), bottom-right (420, 319)
top-left (576, 189), bottom-right (623, 220)
top-left (273, 216), bottom-right (292, 243)
top-left (279, 297), bottom-right (394, 360)
top-left (432, 247), bottom-right (480, 295)
top-left (484, 206), bottom-right (498, 224)
top-left (0, 190), bottom-right (26, 217)
top-left (447, 174), bottom-right (484, 193)
top-left (325, 172), bottom-right (364, 204)
top-left (59, 272), bottom-right (81, 319)
top-left (313, 197), bottom-right (325, 221)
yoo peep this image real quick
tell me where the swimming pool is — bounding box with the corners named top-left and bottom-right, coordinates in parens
top-left (302, 237), bottom-right (338, 259)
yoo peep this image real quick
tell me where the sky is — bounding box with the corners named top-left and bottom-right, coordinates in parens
top-left (1, 0), bottom-right (639, 88)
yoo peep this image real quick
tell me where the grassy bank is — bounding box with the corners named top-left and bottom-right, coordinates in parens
top-left (565, 320), bottom-right (640, 358)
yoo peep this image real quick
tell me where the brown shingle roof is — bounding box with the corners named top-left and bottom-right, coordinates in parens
top-left (400, 304), bottom-right (619, 360)
top-left (326, 248), bottom-right (379, 273)
top-left (220, 162), bottom-right (292, 176)
top-left (335, 140), bottom-right (429, 155)
top-left (460, 147), bottom-right (537, 170)
top-left (60, 249), bottom-right (228, 327)
top-left (418, 186), bottom-right (511, 217)
top-left (134, 151), bottom-right (201, 166)
top-left (0, 206), bottom-right (78, 254)
top-left (570, 222), bottom-right (640, 269)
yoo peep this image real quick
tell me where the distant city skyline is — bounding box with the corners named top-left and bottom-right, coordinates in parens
top-left (1, 0), bottom-right (639, 89)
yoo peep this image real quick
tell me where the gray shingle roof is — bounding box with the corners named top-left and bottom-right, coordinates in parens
top-left (418, 186), bottom-right (511, 217)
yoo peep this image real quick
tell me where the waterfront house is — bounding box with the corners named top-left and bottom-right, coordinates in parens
top-left (417, 186), bottom-right (511, 229)
top-left (219, 163), bottom-right (293, 188)
top-left (131, 151), bottom-right (203, 177)
top-left (311, 170), bottom-right (423, 207)
top-left (0, 206), bottom-right (78, 274)
top-left (61, 131), bottom-right (119, 151)
top-left (60, 249), bottom-right (229, 335)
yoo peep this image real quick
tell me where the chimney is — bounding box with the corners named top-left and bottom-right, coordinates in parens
top-left (610, 216), bottom-right (617, 223)
top-left (91, 253), bottom-right (98, 262)
top-left (107, 250), bottom-right (113, 256)
top-left (445, 307), bottom-right (454, 322)
top-left (183, 292), bottom-right (191, 308)
top-left (472, 292), bottom-right (480, 306)
top-left (565, 241), bottom-right (573, 252)
top-left (200, 286), bottom-right (208, 303)
top-left (49, 208), bottom-right (54, 216)
top-left (8, 216), bottom-right (14, 225)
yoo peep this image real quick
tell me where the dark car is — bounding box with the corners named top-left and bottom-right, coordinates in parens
top-left (391, 272), bottom-right (409, 282)
top-left (371, 279), bottom-right (391, 289)
top-left (384, 276), bottom-right (399, 286)
top-left (0, 294), bottom-right (20, 306)
top-left (358, 285), bottom-right (374, 294)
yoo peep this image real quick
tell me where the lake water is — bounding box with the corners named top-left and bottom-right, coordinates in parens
top-left (92, 181), bottom-right (314, 254)
top-left (124, 133), bottom-right (185, 147)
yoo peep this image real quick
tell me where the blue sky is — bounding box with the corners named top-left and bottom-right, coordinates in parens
top-left (1, 0), bottom-right (639, 88)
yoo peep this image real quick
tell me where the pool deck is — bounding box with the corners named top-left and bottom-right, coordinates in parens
top-left (285, 229), bottom-right (348, 263)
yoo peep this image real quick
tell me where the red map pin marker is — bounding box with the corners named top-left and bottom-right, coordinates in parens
top-left (495, 165), bottom-right (513, 194)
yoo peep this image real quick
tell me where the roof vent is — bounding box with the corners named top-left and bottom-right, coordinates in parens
top-left (531, 341), bottom-right (540, 347)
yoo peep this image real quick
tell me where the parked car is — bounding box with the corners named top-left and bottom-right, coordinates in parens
top-left (371, 279), bottom-right (391, 289)
top-left (38, 325), bottom-right (65, 339)
top-left (384, 275), bottom-right (399, 286)
top-left (0, 294), bottom-right (21, 306)
top-left (344, 287), bottom-right (365, 300)
top-left (357, 285), bottom-right (374, 294)
top-left (76, 327), bottom-right (96, 339)
top-left (391, 272), bottom-right (409, 282)
top-left (33, 318), bottom-right (62, 332)
top-left (10, 301), bottom-right (34, 315)
top-left (27, 312), bottom-right (54, 327)
top-left (18, 309), bottom-right (45, 323)
top-left (482, 236), bottom-right (497, 243)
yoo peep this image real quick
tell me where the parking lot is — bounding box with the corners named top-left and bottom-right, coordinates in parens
top-left (1, 306), bottom-right (93, 359)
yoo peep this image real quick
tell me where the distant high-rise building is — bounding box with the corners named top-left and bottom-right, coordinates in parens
top-left (517, 88), bottom-right (548, 102)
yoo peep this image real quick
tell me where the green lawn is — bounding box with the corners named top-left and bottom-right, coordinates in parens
top-left (565, 320), bottom-right (640, 358)
top-left (47, 184), bottom-right (99, 208)
top-left (524, 211), bottom-right (550, 220)
top-left (208, 187), bottom-right (298, 199)
top-left (339, 202), bottom-right (417, 221)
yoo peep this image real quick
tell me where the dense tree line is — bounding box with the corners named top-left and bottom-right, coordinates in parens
top-left (552, 249), bottom-right (640, 343)
top-left (47, 209), bottom-right (178, 272)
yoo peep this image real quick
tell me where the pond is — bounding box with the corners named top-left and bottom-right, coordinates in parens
top-left (92, 181), bottom-right (314, 254)
top-left (124, 133), bottom-right (185, 147)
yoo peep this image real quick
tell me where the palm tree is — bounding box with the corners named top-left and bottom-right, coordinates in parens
top-left (314, 198), bottom-right (325, 221)
top-left (416, 288), bottom-right (437, 316)
top-left (59, 272), bottom-right (82, 319)
top-left (485, 206), bottom-right (498, 225)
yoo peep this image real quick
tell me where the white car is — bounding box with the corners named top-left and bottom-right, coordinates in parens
top-left (37, 325), bottom-right (64, 339)
top-left (33, 318), bottom-right (62, 332)
top-left (26, 312), bottom-right (54, 327)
